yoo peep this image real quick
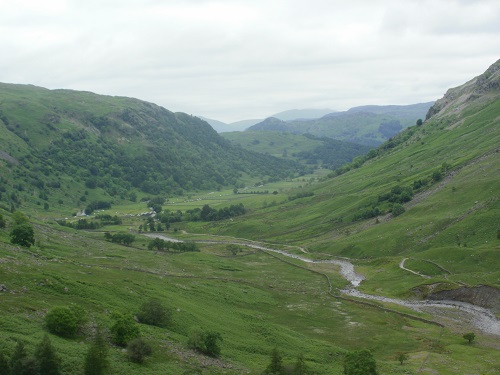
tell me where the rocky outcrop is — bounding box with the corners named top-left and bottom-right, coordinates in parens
top-left (428, 285), bottom-right (500, 312)
top-left (426, 59), bottom-right (500, 120)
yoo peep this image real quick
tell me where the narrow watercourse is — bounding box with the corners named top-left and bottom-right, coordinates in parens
top-left (143, 233), bottom-right (500, 336)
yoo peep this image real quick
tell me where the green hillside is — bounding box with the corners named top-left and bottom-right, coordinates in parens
top-left (222, 131), bottom-right (372, 169)
top-left (207, 60), bottom-right (500, 294)
top-left (248, 102), bottom-right (433, 146)
top-left (0, 60), bottom-right (499, 374)
top-left (0, 83), bottom-right (302, 208)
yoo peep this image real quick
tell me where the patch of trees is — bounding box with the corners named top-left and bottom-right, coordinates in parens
top-left (378, 185), bottom-right (413, 204)
top-left (237, 190), bottom-right (270, 195)
top-left (58, 218), bottom-right (101, 230)
top-left (351, 162), bottom-right (452, 222)
top-left (353, 206), bottom-right (381, 221)
top-left (0, 335), bottom-right (61, 375)
top-left (262, 348), bottom-right (311, 375)
top-left (58, 215), bottom-right (121, 230)
top-left (95, 214), bottom-right (122, 225)
top-left (84, 201), bottom-right (112, 215)
top-left (199, 203), bottom-right (246, 221)
top-left (147, 238), bottom-right (199, 253)
top-left (36, 108), bottom-right (303, 197)
top-left (104, 232), bottom-right (135, 246)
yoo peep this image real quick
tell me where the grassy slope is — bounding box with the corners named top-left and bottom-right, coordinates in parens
top-left (1, 218), bottom-right (463, 374)
top-left (1, 65), bottom-right (499, 373)
top-left (195, 86), bottom-right (500, 297)
top-left (221, 131), bottom-right (321, 161)
top-left (0, 83), bottom-right (300, 201)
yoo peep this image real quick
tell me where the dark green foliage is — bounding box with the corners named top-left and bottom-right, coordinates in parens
top-left (110, 314), bottom-right (140, 347)
top-left (378, 185), bottom-right (413, 204)
top-left (0, 214), bottom-right (5, 229)
top-left (126, 338), bottom-right (152, 364)
top-left (204, 332), bottom-right (223, 358)
top-left (353, 207), bottom-right (380, 221)
top-left (9, 223), bottom-right (35, 248)
top-left (0, 84), bottom-right (302, 199)
top-left (392, 204), bottom-right (405, 217)
top-left (196, 203), bottom-right (246, 221)
top-left (262, 348), bottom-right (284, 375)
top-left (416, 118), bottom-right (423, 126)
top-left (187, 328), bottom-right (223, 357)
top-left (95, 215), bottom-right (122, 225)
top-left (137, 298), bottom-right (172, 327)
top-left (109, 233), bottom-right (135, 246)
top-left (84, 201), bottom-right (112, 215)
top-left (343, 349), bottom-right (378, 375)
top-left (293, 353), bottom-right (310, 374)
top-left (0, 351), bottom-right (8, 375)
top-left (57, 219), bottom-right (101, 230)
top-left (84, 328), bottom-right (109, 375)
top-left (35, 335), bottom-right (61, 375)
top-left (431, 169), bottom-right (444, 182)
top-left (9, 342), bottom-right (28, 375)
top-left (147, 238), bottom-right (199, 253)
top-left (45, 307), bottom-right (84, 338)
top-left (463, 332), bottom-right (475, 344)
top-left (397, 353), bottom-right (409, 365)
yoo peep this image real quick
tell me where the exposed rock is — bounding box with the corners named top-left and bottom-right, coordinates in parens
top-left (426, 59), bottom-right (500, 120)
top-left (0, 150), bottom-right (20, 165)
top-left (427, 285), bottom-right (500, 312)
top-left (0, 284), bottom-right (9, 292)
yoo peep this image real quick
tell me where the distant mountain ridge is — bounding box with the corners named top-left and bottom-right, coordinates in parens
top-left (200, 108), bottom-right (334, 133)
top-left (248, 102), bottom-right (433, 146)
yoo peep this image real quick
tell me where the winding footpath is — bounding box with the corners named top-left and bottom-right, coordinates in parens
top-left (144, 233), bottom-right (500, 336)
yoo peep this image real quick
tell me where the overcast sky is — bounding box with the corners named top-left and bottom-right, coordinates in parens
top-left (1, 0), bottom-right (499, 123)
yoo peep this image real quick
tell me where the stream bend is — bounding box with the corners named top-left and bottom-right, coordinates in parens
top-left (143, 234), bottom-right (500, 336)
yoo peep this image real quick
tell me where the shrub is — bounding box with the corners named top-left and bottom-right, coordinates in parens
top-left (187, 328), bottom-right (222, 357)
top-left (344, 349), bottom-right (378, 375)
top-left (126, 338), bottom-right (152, 364)
top-left (45, 307), bottom-right (84, 338)
top-left (9, 223), bottom-right (35, 248)
top-left (137, 298), bottom-right (171, 328)
top-left (110, 314), bottom-right (140, 346)
top-left (392, 204), bottom-right (405, 217)
top-left (463, 332), bottom-right (475, 344)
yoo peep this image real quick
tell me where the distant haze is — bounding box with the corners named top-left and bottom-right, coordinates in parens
top-left (0, 1), bottom-right (498, 122)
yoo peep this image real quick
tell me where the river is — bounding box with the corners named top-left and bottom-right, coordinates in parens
top-left (142, 233), bottom-right (500, 336)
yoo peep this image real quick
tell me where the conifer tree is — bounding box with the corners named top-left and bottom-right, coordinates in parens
top-left (0, 351), bottom-right (9, 375)
top-left (84, 328), bottom-right (109, 375)
top-left (9, 341), bottom-right (29, 375)
top-left (35, 334), bottom-right (61, 375)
